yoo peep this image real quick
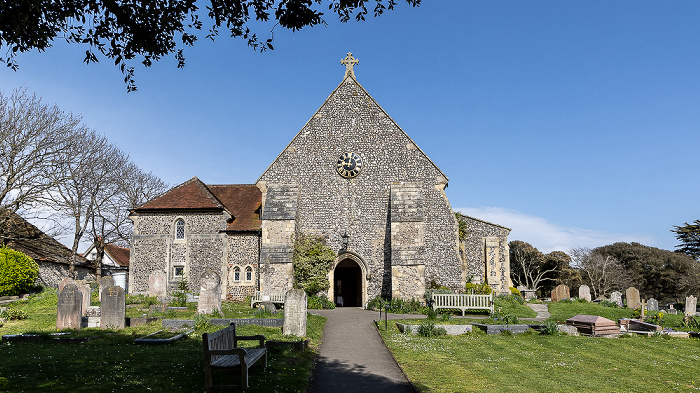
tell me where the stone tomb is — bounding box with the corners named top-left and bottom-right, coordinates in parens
top-left (610, 291), bottom-right (623, 307)
top-left (578, 285), bottom-right (591, 302)
top-left (98, 276), bottom-right (115, 302)
top-left (57, 284), bottom-right (83, 330)
top-left (626, 287), bottom-right (641, 309)
top-left (79, 284), bottom-right (91, 316)
top-left (100, 286), bottom-right (126, 329)
top-left (283, 289), bottom-right (307, 337)
top-left (647, 298), bottom-right (659, 312)
top-left (148, 270), bottom-right (168, 299)
top-left (686, 295), bottom-right (697, 316)
top-left (197, 271), bottom-right (222, 315)
top-left (566, 315), bottom-right (619, 336)
top-left (550, 284), bottom-right (570, 302)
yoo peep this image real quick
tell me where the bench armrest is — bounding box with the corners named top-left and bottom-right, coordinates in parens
top-left (205, 348), bottom-right (248, 356)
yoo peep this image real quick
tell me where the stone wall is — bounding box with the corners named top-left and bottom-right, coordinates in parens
top-left (257, 77), bottom-right (463, 300)
top-left (226, 233), bottom-right (260, 300)
top-left (37, 260), bottom-right (96, 288)
top-left (458, 214), bottom-right (511, 294)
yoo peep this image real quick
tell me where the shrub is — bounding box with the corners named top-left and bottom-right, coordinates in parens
top-left (417, 321), bottom-right (446, 337)
top-left (308, 295), bottom-right (335, 309)
top-left (465, 282), bottom-right (492, 295)
top-left (426, 307), bottom-right (438, 320)
top-left (193, 314), bottom-right (210, 331)
top-left (0, 306), bottom-right (28, 320)
top-left (367, 296), bottom-right (422, 314)
top-left (509, 287), bottom-right (522, 298)
top-left (599, 300), bottom-right (619, 308)
top-left (0, 247), bottom-right (39, 296)
top-left (541, 320), bottom-right (559, 335)
top-left (292, 233), bottom-right (336, 296)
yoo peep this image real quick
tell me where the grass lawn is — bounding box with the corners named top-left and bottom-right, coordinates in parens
top-left (547, 301), bottom-right (634, 323)
top-left (380, 325), bottom-right (700, 393)
top-left (0, 289), bottom-right (326, 392)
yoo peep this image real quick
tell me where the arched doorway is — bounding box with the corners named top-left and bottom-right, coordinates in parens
top-left (333, 259), bottom-right (362, 307)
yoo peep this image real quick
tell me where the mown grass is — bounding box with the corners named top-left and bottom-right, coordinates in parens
top-left (547, 300), bottom-right (635, 323)
top-left (0, 289), bottom-right (325, 392)
top-left (380, 325), bottom-right (700, 393)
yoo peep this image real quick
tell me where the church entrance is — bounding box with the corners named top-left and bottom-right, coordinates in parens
top-left (333, 259), bottom-right (362, 307)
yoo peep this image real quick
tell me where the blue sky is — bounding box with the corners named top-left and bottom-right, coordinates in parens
top-left (1, 1), bottom-right (698, 253)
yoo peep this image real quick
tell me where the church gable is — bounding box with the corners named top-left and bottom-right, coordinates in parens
top-left (135, 177), bottom-right (225, 212)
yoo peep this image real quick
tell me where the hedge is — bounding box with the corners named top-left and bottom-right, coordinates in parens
top-left (0, 246), bottom-right (39, 296)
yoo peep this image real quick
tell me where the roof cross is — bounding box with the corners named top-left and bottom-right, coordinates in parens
top-left (341, 52), bottom-right (359, 79)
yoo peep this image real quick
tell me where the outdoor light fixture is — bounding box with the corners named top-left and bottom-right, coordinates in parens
top-left (341, 232), bottom-right (349, 250)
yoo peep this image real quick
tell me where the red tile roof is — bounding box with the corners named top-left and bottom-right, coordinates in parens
top-left (104, 243), bottom-right (130, 267)
top-left (133, 178), bottom-right (261, 231)
top-left (208, 185), bottom-right (261, 231)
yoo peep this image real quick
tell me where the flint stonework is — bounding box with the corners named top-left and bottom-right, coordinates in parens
top-left (57, 284), bottom-right (82, 330)
top-left (100, 286), bottom-right (126, 329)
top-left (283, 289), bottom-right (307, 337)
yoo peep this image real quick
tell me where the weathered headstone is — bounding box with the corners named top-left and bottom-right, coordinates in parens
top-left (283, 289), bottom-right (307, 337)
top-left (79, 284), bottom-right (91, 316)
top-left (668, 304), bottom-right (678, 314)
top-left (610, 291), bottom-right (623, 307)
top-left (148, 270), bottom-right (168, 298)
top-left (57, 284), bottom-right (83, 330)
top-left (550, 284), bottom-right (570, 302)
top-left (197, 271), bottom-right (222, 315)
top-left (58, 278), bottom-right (77, 292)
top-left (686, 295), bottom-right (697, 317)
top-left (98, 276), bottom-right (115, 301)
top-left (647, 298), bottom-right (658, 312)
top-left (578, 285), bottom-right (591, 302)
top-left (100, 286), bottom-right (126, 329)
top-left (626, 287), bottom-right (641, 309)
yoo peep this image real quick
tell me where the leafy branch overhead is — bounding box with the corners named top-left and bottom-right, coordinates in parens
top-left (0, 0), bottom-right (420, 91)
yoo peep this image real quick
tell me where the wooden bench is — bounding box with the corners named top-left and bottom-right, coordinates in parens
top-left (250, 291), bottom-right (285, 308)
top-left (202, 323), bottom-right (267, 391)
top-left (432, 293), bottom-right (494, 316)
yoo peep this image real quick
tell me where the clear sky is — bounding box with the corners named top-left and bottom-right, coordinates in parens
top-left (1, 1), bottom-right (698, 253)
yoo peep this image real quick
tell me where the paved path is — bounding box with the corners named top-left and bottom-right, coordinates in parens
top-left (308, 308), bottom-right (415, 393)
top-left (525, 303), bottom-right (551, 321)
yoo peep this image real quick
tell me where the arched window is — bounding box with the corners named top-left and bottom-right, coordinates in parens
top-left (245, 266), bottom-right (253, 282)
top-left (175, 219), bottom-right (185, 240)
top-left (233, 266), bottom-right (241, 282)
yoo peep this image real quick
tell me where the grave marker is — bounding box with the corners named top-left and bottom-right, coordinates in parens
top-left (57, 284), bottom-right (82, 330)
top-left (686, 295), bottom-right (697, 317)
top-left (197, 271), bottom-right (222, 315)
top-left (610, 291), bottom-right (623, 307)
top-left (283, 289), bottom-right (307, 337)
top-left (550, 284), bottom-right (570, 302)
top-left (647, 298), bottom-right (658, 312)
top-left (626, 287), bottom-right (641, 309)
top-left (578, 285), bottom-right (591, 302)
top-left (148, 270), bottom-right (168, 298)
top-left (100, 286), bottom-right (126, 329)
top-left (58, 278), bottom-right (76, 292)
top-left (79, 284), bottom-right (91, 316)
top-left (98, 276), bottom-right (115, 301)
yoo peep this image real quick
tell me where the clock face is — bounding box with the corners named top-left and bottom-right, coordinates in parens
top-left (336, 152), bottom-right (363, 178)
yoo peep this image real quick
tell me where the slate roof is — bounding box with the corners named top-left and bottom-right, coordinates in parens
top-left (0, 209), bottom-right (88, 266)
top-left (132, 178), bottom-right (261, 231)
top-left (104, 243), bottom-right (130, 267)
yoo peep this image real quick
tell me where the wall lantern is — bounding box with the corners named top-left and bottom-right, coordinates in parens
top-left (341, 232), bottom-right (349, 250)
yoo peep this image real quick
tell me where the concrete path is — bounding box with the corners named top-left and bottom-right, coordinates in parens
top-left (525, 303), bottom-right (551, 321)
top-left (308, 308), bottom-right (415, 393)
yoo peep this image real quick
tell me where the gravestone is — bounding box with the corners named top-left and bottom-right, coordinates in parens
top-left (578, 285), bottom-right (591, 302)
top-left (98, 276), bottom-right (115, 302)
top-left (668, 304), bottom-right (678, 314)
top-left (647, 298), bottom-right (658, 312)
top-left (58, 278), bottom-right (77, 292)
top-left (100, 286), bottom-right (126, 329)
top-left (79, 284), bottom-right (91, 316)
top-left (57, 284), bottom-right (83, 330)
top-left (686, 295), bottom-right (697, 317)
top-left (626, 287), bottom-right (641, 309)
top-left (283, 289), bottom-right (307, 337)
top-left (148, 270), bottom-right (168, 298)
top-left (197, 271), bottom-right (222, 315)
top-left (550, 284), bottom-right (570, 302)
top-left (610, 291), bottom-right (623, 307)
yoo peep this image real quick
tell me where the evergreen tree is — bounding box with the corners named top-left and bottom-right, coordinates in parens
top-left (672, 220), bottom-right (700, 260)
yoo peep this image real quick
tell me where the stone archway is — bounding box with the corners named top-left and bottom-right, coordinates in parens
top-left (327, 252), bottom-right (368, 307)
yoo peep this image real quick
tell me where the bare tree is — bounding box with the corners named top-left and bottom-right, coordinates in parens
top-left (570, 247), bottom-right (631, 299)
top-left (509, 240), bottom-right (559, 293)
top-left (0, 89), bottom-right (84, 239)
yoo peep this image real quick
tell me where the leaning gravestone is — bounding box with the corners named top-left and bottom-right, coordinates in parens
top-left (626, 287), bottom-right (641, 309)
top-left (58, 278), bottom-right (77, 292)
top-left (79, 284), bottom-right (91, 316)
top-left (550, 284), bottom-right (570, 302)
top-left (98, 276), bottom-right (115, 302)
top-left (610, 291), bottom-right (623, 307)
top-left (100, 286), bottom-right (126, 329)
top-left (148, 270), bottom-right (168, 299)
top-left (578, 285), bottom-right (592, 302)
top-left (197, 271), bottom-right (222, 315)
top-left (686, 295), bottom-right (697, 317)
top-left (647, 298), bottom-right (659, 312)
top-left (57, 284), bottom-right (83, 330)
top-left (283, 289), bottom-right (307, 337)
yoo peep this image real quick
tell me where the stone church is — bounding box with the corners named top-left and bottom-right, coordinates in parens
top-left (128, 54), bottom-right (512, 305)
